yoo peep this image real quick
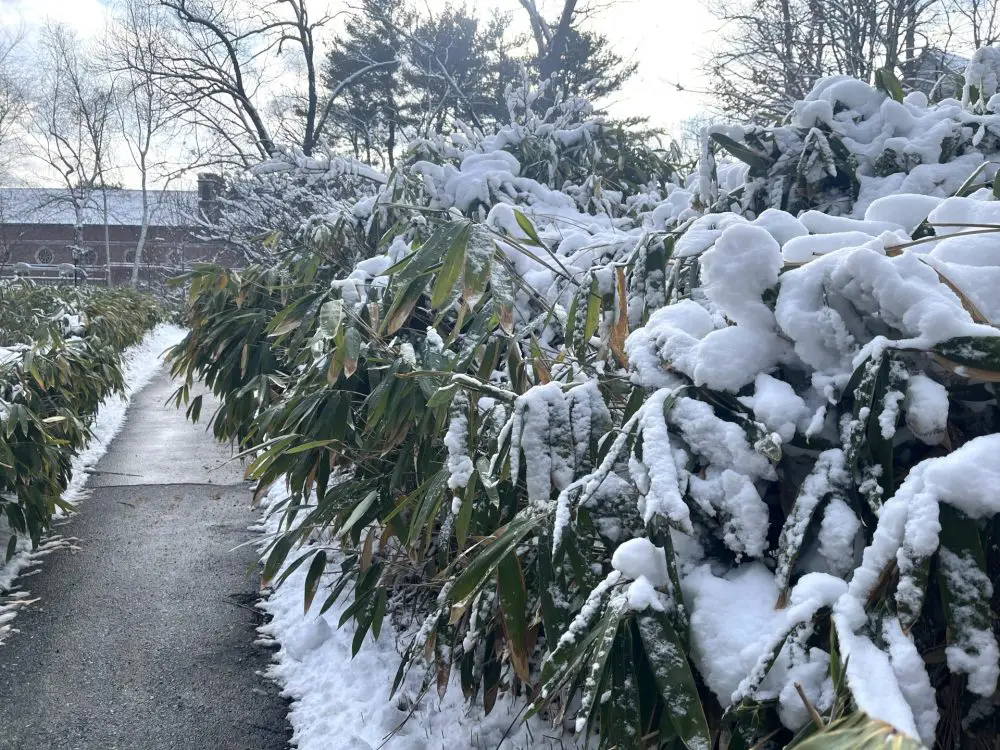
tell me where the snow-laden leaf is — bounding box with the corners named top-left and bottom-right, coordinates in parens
top-left (937, 505), bottom-right (999, 697)
top-left (463, 226), bottom-right (494, 308)
top-left (573, 594), bottom-right (629, 734)
top-left (491, 261), bottom-right (516, 335)
top-left (933, 336), bottom-right (1000, 380)
top-left (637, 608), bottom-right (712, 750)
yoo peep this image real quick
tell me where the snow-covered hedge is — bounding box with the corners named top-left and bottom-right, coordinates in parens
top-left (173, 74), bottom-right (1000, 748)
top-left (0, 283), bottom-right (163, 550)
top-left (704, 72), bottom-right (1000, 219)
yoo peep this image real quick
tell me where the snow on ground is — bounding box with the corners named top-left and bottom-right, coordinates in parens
top-left (255, 485), bottom-right (579, 750)
top-left (0, 323), bottom-right (187, 643)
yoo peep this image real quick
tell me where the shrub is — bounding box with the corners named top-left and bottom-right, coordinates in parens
top-left (172, 74), bottom-right (1000, 748)
top-left (0, 283), bottom-right (163, 554)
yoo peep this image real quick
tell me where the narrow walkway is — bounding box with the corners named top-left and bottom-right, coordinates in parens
top-left (0, 372), bottom-right (290, 750)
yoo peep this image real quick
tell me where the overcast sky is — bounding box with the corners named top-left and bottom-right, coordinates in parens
top-left (2, 0), bottom-right (716, 122)
top-left (0, 0), bottom-right (717, 186)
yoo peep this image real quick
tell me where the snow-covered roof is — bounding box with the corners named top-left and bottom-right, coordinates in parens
top-left (0, 188), bottom-right (200, 227)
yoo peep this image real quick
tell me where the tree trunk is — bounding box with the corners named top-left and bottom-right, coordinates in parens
top-left (780, 0), bottom-right (795, 100)
top-left (387, 120), bottom-right (396, 170)
top-left (132, 174), bottom-right (149, 288)
top-left (102, 187), bottom-right (112, 287)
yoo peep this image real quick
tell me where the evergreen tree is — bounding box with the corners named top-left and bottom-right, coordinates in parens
top-left (323, 0), bottom-right (410, 169)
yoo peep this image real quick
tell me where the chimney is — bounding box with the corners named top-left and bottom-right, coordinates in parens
top-left (197, 173), bottom-right (224, 224)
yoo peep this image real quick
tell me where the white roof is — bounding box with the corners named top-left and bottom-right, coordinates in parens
top-left (0, 188), bottom-right (200, 227)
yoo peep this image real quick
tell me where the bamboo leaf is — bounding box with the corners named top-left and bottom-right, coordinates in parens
top-left (637, 608), bottom-right (712, 750)
top-left (262, 534), bottom-right (294, 588)
top-left (583, 276), bottom-right (601, 345)
top-left (789, 711), bottom-right (925, 749)
top-left (513, 208), bottom-right (542, 246)
top-left (710, 132), bottom-right (771, 172)
top-left (497, 552), bottom-right (531, 683)
top-left (874, 67), bottom-right (905, 102)
top-left (430, 223), bottom-right (469, 308)
top-left (303, 549), bottom-right (327, 614)
top-left (448, 512), bottom-right (540, 604)
top-left (463, 226), bottom-right (494, 309)
top-left (491, 261), bottom-right (516, 335)
top-left (319, 299), bottom-right (345, 338)
top-left (932, 336), bottom-right (1000, 379)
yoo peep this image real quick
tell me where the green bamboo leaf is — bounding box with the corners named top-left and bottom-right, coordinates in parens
top-left (5, 534), bottom-right (16, 563)
top-left (497, 552), bottom-right (531, 682)
top-left (448, 512), bottom-right (540, 604)
top-left (343, 326), bottom-right (361, 379)
top-left (637, 608), bottom-right (712, 750)
top-left (513, 208), bottom-right (542, 246)
top-left (455, 478), bottom-right (475, 549)
top-left (938, 504), bottom-right (996, 695)
top-left (932, 336), bottom-right (1000, 380)
top-left (600, 627), bottom-right (643, 749)
top-left (774, 450), bottom-right (848, 600)
top-left (187, 394), bottom-right (203, 423)
top-left (874, 67), bottom-right (905, 102)
top-left (583, 276), bottom-right (601, 345)
top-left (303, 549), bottom-right (327, 614)
top-left (427, 382), bottom-right (460, 408)
top-left (262, 534), bottom-right (294, 588)
top-left (843, 352), bottom-right (894, 513)
top-left (430, 224), bottom-right (470, 309)
top-left (709, 132), bottom-right (771, 172)
top-left (574, 595), bottom-right (629, 732)
top-left (383, 279), bottom-right (425, 335)
top-left (338, 490), bottom-right (378, 537)
top-left (371, 587), bottom-right (387, 640)
top-left (285, 438), bottom-right (336, 455)
top-left (391, 220), bottom-right (470, 287)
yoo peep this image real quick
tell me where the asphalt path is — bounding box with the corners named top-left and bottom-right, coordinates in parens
top-left (0, 371), bottom-right (290, 750)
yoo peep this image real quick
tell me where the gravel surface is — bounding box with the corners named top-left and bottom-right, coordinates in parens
top-left (0, 372), bottom-right (290, 750)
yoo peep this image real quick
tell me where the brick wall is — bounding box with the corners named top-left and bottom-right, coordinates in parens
top-left (0, 222), bottom-right (241, 286)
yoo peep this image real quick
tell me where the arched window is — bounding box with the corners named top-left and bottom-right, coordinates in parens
top-left (124, 249), bottom-right (136, 264)
top-left (76, 247), bottom-right (95, 264)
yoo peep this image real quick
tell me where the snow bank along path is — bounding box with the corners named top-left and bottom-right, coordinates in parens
top-left (257, 485), bottom-right (578, 750)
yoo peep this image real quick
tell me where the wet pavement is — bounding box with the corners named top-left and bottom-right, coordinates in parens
top-left (0, 372), bottom-right (290, 750)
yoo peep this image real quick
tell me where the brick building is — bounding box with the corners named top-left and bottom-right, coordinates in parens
top-left (0, 176), bottom-right (239, 286)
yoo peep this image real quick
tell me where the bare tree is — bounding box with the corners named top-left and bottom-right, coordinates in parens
top-left (106, 0), bottom-right (187, 287)
top-left (0, 26), bottom-right (30, 179)
top-left (705, 0), bottom-right (944, 120)
top-left (124, 0), bottom-right (390, 167)
top-left (33, 24), bottom-right (117, 281)
top-left (943, 0), bottom-right (1000, 48)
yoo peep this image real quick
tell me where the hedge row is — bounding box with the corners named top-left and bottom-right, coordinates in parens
top-left (0, 282), bottom-right (163, 557)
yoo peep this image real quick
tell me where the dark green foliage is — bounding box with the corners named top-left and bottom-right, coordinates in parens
top-left (0, 282), bottom-right (162, 552)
